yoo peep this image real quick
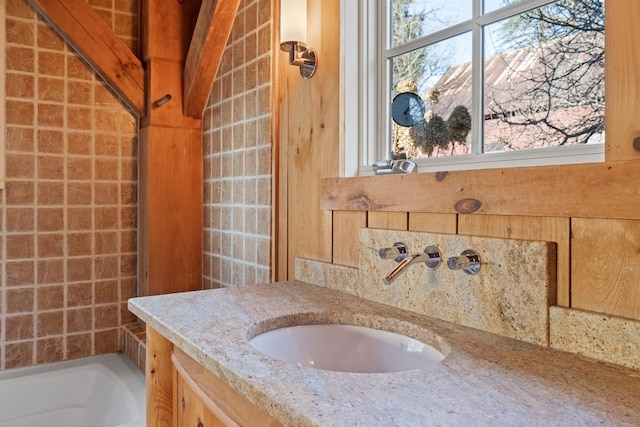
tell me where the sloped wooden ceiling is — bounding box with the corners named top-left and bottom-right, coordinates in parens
top-left (28, 0), bottom-right (240, 119)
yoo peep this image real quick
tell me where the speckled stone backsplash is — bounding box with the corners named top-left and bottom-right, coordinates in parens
top-left (298, 229), bottom-right (557, 345)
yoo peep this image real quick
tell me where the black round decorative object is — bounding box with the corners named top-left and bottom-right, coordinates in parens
top-left (391, 92), bottom-right (426, 127)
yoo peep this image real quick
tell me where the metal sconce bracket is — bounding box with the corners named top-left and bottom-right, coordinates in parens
top-left (281, 41), bottom-right (317, 79)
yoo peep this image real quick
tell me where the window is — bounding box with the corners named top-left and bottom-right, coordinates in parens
top-left (343, 0), bottom-right (605, 176)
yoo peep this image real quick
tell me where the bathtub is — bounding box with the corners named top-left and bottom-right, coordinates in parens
top-left (0, 353), bottom-right (145, 427)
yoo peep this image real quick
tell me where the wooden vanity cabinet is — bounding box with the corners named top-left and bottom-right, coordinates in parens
top-left (147, 326), bottom-right (282, 427)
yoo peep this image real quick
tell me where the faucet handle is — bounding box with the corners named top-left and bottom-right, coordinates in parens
top-left (377, 242), bottom-right (407, 262)
top-left (447, 249), bottom-right (481, 275)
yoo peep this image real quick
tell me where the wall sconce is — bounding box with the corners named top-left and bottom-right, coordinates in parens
top-left (280, 0), bottom-right (317, 79)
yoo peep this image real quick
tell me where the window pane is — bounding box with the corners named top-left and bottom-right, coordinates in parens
top-left (483, 0), bottom-right (525, 14)
top-left (390, 0), bottom-right (472, 48)
top-left (483, 0), bottom-right (605, 152)
top-left (390, 32), bottom-right (472, 159)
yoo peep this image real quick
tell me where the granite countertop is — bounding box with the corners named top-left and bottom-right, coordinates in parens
top-left (128, 281), bottom-right (640, 426)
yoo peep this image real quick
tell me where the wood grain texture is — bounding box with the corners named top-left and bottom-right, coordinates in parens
top-left (173, 348), bottom-right (282, 426)
top-left (28, 0), bottom-right (145, 116)
top-left (571, 218), bottom-right (640, 320)
top-left (282, 0), bottom-right (341, 279)
top-left (458, 215), bottom-right (569, 307)
top-left (143, 58), bottom-right (201, 129)
top-left (368, 212), bottom-right (408, 230)
top-left (332, 211), bottom-right (367, 267)
top-left (141, 0), bottom-right (200, 61)
top-left (604, 1), bottom-right (640, 161)
top-left (146, 327), bottom-right (174, 427)
top-left (139, 126), bottom-right (203, 296)
top-left (322, 160), bottom-right (640, 220)
top-left (408, 213), bottom-right (457, 233)
top-left (174, 354), bottom-right (236, 427)
top-left (183, 0), bottom-right (241, 118)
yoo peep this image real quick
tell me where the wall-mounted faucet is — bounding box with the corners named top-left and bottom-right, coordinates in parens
top-left (382, 246), bottom-right (441, 286)
top-left (377, 242), bottom-right (408, 263)
top-left (447, 250), bottom-right (481, 275)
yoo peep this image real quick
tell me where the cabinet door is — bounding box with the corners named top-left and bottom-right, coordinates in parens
top-left (176, 371), bottom-right (226, 427)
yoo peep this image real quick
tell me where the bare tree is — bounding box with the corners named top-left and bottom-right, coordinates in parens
top-left (486, 0), bottom-right (605, 150)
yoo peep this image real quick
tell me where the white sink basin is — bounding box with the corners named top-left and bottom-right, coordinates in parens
top-left (248, 324), bottom-right (444, 373)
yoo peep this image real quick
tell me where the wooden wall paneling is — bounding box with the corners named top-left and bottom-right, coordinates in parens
top-left (571, 218), bottom-right (640, 320)
top-left (28, 0), bottom-right (145, 116)
top-left (368, 212), bottom-right (408, 230)
top-left (183, 0), bottom-right (241, 118)
top-left (272, 0), bottom-right (283, 282)
top-left (284, 0), bottom-right (341, 279)
top-left (146, 327), bottom-right (174, 427)
top-left (458, 215), bottom-right (570, 307)
top-left (604, 1), bottom-right (640, 161)
top-left (408, 212), bottom-right (458, 234)
top-left (332, 211), bottom-right (367, 267)
top-left (322, 160), bottom-right (640, 220)
top-left (140, 126), bottom-right (203, 296)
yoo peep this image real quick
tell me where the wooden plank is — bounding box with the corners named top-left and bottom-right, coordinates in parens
top-left (604, 1), bottom-right (640, 161)
top-left (571, 218), bottom-right (640, 320)
top-left (333, 211), bottom-right (367, 267)
top-left (284, 0), bottom-right (341, 279)
top-left (408, 213), bottom-right (457, 234)
top-left (173, 348), bottom-right (282, 426)
top-left (322, 160), bottom-right (640, 220)
top-left (146, 327), bottom-right (174, 427)
top-left (141, 0), bottom-right (201, 61)
top-left (28, 0), bottom-right (145, 117)
top-left (458, 215), bottom-right (570, 307)
top-left (139, 126), bottom-right (203, 295)
top-left (368, 212), bottom-right (408, 230)
top-left (143, 58), bottom-right (201, 129)
top-left (183, 0), bottom-right (241, 118)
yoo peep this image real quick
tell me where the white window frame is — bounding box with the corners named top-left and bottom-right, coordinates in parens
top-left (341, 0), bottom-right (604, 177)
top-left (0, 0), bottom-right (5, 189)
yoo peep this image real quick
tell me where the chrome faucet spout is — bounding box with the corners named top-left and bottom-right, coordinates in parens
top-left (382, 246), bottom-right (441, 286)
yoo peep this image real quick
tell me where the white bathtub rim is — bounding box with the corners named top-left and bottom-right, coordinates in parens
top-left (0, 353), bottom-right (145, 427)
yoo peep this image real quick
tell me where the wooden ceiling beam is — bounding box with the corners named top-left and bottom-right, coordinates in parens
top-left (28, 0), bottom-right (146, 117)
top-left (183, 0), bottom-right (241, 118)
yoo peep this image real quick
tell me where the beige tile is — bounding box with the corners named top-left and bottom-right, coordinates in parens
top-left (37, 234), bottom-right (64, 258)
top-left (6, 127), bottom-right (35, 152)
top-left (6, 288), bottom-right (35, 313)
top-left (37, 24), bottom-right (65, 51)
top-left (6, 261), bottom-right (35, 287)
top-left (36, 337), bottom-right (64, 364)
top-left (37, 285), bottom-right (65, 310)
top-left (67, 282), bottom-right (93, 307)
top-left (5, 342), bottom-right (34, 369)
top-left (6, 73), bottom-right (35, 98)
top-left (6, 234), bottom-right (35, 259)
top-left (36, 259), bottom-right (65, 284)
top-left (37, 311), bottom-right (64, 337)
top-left (66, 333), bottom-right (92, 359)
top-left (6, 46), bottom-right (35, 73)
top-left (38, 77), bottom-right (65, 102)
top-left (38, 51), bottom-right (66, 77)
top-left (37, 129), bottom-right (64, 153)
top-left (5, 314), bottom-right (35, 341)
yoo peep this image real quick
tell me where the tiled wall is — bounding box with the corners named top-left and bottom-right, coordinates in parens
top-left (202, 0), bottom-right (272, 289)
top-left (1, 0), bottom-right (139, 370)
